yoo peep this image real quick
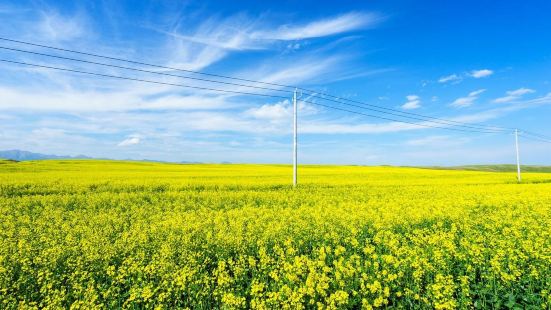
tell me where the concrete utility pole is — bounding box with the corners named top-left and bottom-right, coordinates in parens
top-left (515, 129), bottom-right (521, 182)
top-left (293, 88), bottom-right (298, 187)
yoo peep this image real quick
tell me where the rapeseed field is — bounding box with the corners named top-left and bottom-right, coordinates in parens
top-left (0, 160), bottom-right (550, 309)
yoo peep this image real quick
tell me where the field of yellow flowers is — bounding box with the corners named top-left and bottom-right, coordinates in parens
top-left (0, 159), bottom-right (550, 309)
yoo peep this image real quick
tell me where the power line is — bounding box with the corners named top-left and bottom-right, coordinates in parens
top-left (0, 36), bottom-right (513, 133)
top-left (302, 91), bottom-right (511, 133)
top-left (521, 130), bottom-right (551, 141)
top-left (2, 38), bottom-right (549, 140)
top-left (299, 99), bottom-right (505, 134)
top-left (0, 45), bottom-right (512, 133)
top-left (519, 133), bottom-right (551, 144)
top-left (0, 59), bottom-right (290, 99)
top-left (0, 45), bottom-right (291, 94)
top-left (0, 57), bottom-right (527, 135)
top-left (0, 37), bottom-right (294, 89)
top-left (302, 93), bottom-right (508, 133)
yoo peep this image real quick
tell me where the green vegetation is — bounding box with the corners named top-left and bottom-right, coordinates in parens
top-left (424, 164), bottom-right (551, 173)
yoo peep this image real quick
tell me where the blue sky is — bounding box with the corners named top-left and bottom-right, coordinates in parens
top-left (0, 0), bottom-right (550, 165)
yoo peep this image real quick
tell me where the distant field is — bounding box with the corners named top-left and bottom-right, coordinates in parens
top-left (1, 160), bottom-right (550, 308)
top-left (422, 164), bottom-right (551, 173)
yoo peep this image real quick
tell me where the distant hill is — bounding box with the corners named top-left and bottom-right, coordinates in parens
top-left (0, 150), bottom-right (202, 164)
top-left (0, 150), bottom-right (91, 161)
top-left (425, 164), bottom-right (551, 173)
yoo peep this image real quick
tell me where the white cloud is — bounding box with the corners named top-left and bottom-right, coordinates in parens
top-left (451, 97), bottom-right (476, 108)
top-left (300, 121), bottom-right (421, 134)
top-left (438, 74), bottom-right (462, 83)
top-left (37, 11), bottom-right (86, 42)
top-left (470, 69), bottom-right (493, 78)
top-left (0, 86), bottom-right (235, 112)
top-left (245, 100), bottom-right (291, 121)
top-left (451, 89), bottom-right (486, 107)
top-left (167, 11), bottom-right (381, 54)
top-left (401, 95), bottom-right (421, 110)
top-left (244, 99), bottom-right (317, 124)
top-left (438, 69), bottom-right (493, 84)
top-left (253, 12), bottom-right (383, 41)
top-left (163, 12), bottom-right (385, 79)
top-left (166, 15), bottom-right (262, 51)
top-left (243, 56), bottom-right (343, 86)
top-left (118, 136), bottom-right (140, 147)
top-left (508, 88), bottom-right (534, 96)
top-left (469, 89), bottom-right (486, 97)
top-left (493, 88), bottom-right (535, 103)
top-left (405, 135), bottom-right (470, 147)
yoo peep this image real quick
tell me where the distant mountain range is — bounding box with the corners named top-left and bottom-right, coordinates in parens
top-left (0, 150), bottom-right (92, 161)
top-left (0, 149), bottom-right (202, 164)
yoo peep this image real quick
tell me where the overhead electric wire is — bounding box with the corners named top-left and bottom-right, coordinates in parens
top-left (2, 37), bottom-right (549, 139)
top-left (299, 99), bottom-right (505, 134)
top-left (301, 93), bottom-right (509, 133)
top-left (0, 45), bottom-right (512, 133)
top-left (302, 92), bottom-right (512, 132)
top-left (0, 45), bottom-right (291, 94)
top-left (0, 36), bottom-right (517, 133)
top-left (0, 57), bottom-right (507, 134)
top-left (0, 36), bottom-right (294, 89)
top-left (0, 57), bottom-right (536, 136)
top-left (519, 133), bottom-right (551, 144)
top-left (521, 130), bottom-right (551, 141)
top-left (0, 59), bottom-right (290, 99)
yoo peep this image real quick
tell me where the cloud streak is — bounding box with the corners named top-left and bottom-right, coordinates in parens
top-left (36, 10), bottom-right (87, 42)
top-left (451, 89), bottom-right (486, 108)
top-left (166, 11), bottom-right (381, 52)
top-left (253, 12), bottom-right (383, 41)
top-left (470, 69), bottom-right (493, 78)
top-left (118, 136), bottom-right (141, 147)
top-left (439, 69), bottom-right (494, 84)
top-left (493, 88), bottom-right (535, 103)
top-left (401, 95), bottom-right (421, 110)
top-left (438, 74), bottom-right (461, 84)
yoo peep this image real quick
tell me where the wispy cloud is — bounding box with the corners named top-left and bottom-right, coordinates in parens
top-left (401, 95), bottom-right (421, 110)
top-left (405, 135), bottom-right (470, 147)
top-left (438, 74), bottom-right (461, 84)
top-left (451, 89), bottom-right (486, 107)
top-left (36, 10), bottom-right (87, 42)
top-left (242, 55), bottom-right (343, 85)
top-left (252, 12), bottom-right (383, 41)
top-left (470, 69), bottom-right (493, 78)
top-left (300, 121), bottom-right (421, 134)
top-left (438, 69), bottom-right (494, 84)
top-left (244, 100), bottom-right (292, 122)
top-left (166, 14), bottom-right (262, 51)
top-left (163, 11), bottom-right (382, 74)
top-left (166, 11), bottom-right (381, 52)
top-left (493, 88), bottom-right (535, 103)
top-left (247, 99), bottom-right (316, 118)
top-left (118, 136), bottom-right (141, 147)
top-left (445, 92), bottom-right (551, 124)
top-left (0, 86), bottom-right (236, 112)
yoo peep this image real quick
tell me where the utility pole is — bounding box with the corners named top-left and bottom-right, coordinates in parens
top-left (293, 88), bottom-right (298, 187)
top-left (515, 129), bottom-right (521, 182)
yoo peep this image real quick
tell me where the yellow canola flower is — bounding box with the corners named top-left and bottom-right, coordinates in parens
top-left (0, 160), bottom-right (549, 308)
